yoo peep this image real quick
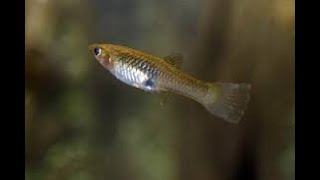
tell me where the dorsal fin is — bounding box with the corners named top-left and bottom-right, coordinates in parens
top-left (163, 53), bottom-right (183, 69)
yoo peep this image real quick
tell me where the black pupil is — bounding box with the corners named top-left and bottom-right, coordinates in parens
top-left (94, 48), bottom-right (100, 55)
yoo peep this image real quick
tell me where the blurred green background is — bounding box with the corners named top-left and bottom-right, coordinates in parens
top-left (25, 0), bottom-right (294, 179)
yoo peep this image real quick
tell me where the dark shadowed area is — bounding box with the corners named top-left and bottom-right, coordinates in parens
top-left (25, 0), bottom-right (294, 180)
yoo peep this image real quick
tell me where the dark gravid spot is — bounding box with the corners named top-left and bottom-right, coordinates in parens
top-left (145, 78), bottom-right (155, 88)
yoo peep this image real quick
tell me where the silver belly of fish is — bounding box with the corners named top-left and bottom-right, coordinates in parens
top-left (110, 62), bottom-right (156, 91)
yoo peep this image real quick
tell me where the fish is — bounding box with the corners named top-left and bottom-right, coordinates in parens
top-left (88, 43), bottom-right (251, 123)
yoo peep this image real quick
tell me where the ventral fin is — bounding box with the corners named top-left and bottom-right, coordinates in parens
top-left (159, 92), bottom-right (170, 108)
top-left (163, 53), bottom-right (183, 69)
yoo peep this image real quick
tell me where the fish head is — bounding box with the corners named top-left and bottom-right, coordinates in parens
top-left (89, 43), bottom-right (114, 70)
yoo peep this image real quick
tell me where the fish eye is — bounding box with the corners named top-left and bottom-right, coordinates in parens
top-left (94, 47), bottom-right (101, 56)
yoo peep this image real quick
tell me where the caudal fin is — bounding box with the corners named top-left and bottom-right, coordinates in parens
top-left (202, 82), bottom-right (251, 123)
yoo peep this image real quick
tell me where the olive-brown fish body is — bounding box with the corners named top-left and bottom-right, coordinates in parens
top-left (89, 43), bottom-right (251, 123)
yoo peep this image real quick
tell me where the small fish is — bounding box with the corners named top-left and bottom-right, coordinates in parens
top-left (89, 43), bottom-right (251, 123)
